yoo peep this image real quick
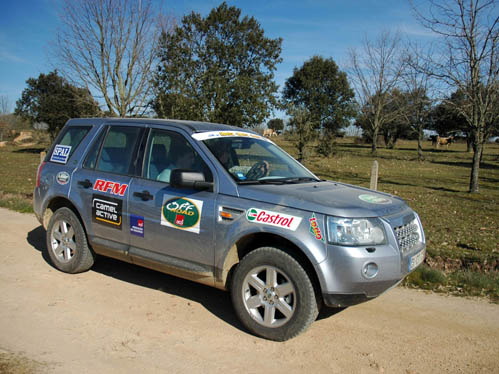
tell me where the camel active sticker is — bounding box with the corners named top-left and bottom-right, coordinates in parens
top-left (246, 208), bottom-right (302, 231)
top-left (309, 213), bottom-right (325, 242)
top-left (92, 194), bottom-right (122, 229)
top-left (358, 194), bottom-right (391, 204)
top-left (161, 196), bottom-right (203, 234)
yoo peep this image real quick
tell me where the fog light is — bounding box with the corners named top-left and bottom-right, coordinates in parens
top-left (362, 262), bottom-right (378, 279)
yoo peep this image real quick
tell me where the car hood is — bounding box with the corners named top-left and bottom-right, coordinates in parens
top-left (237, 181), bottom-right (407, 218)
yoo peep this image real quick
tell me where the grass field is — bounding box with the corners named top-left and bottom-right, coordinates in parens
top-left (0, 136), bottom-right (497, 301)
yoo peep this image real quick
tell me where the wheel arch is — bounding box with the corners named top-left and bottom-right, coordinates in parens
top-left (220, 232), bottom-right (323, 300)
top-left (43, 196), bottom-right (87, 235)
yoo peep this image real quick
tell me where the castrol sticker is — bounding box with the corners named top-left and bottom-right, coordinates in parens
top-left (161, 196), bottom-right (203, 234)
top-left (246, 208), bottom-right (302, 231)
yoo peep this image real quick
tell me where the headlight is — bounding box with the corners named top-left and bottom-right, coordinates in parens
top-left (326, 217), bottom-right (386, 246)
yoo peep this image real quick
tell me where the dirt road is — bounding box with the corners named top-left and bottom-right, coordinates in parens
top-left (0, 207), bottom-right (498, 373)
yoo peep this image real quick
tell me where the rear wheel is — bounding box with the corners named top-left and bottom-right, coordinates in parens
top-left (231, 247), bottom-right (319, 341)
top-left (46, 207), bottom-right (95, 273)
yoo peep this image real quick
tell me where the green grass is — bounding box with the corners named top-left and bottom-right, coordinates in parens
top-left (0, 136), bottom-right (498, 301)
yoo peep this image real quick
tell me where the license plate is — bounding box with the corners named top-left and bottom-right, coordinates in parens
top-left (409, 249), bottom-right (425, 271)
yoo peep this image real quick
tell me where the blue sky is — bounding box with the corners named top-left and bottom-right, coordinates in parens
top-left (0, 0), bottom-right (432, 115)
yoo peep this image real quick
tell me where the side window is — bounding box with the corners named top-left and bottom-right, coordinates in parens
top-left (48, 126), bottom-right (92, 163)
top-left (95, 126), bottom-right (142, 175)
top-left (83, 128), bottom-right (106, 169)
top-left (144, 129), bottom-right (212, 183)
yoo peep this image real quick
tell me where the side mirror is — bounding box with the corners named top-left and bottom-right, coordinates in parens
top-left (170, 169), bottom-right (213, 191)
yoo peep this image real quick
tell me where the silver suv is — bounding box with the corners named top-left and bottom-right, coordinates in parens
top-left (34, 118), bottom-right (425, 341)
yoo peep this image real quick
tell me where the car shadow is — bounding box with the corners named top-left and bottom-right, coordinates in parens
top-left (26, 225), bottom-right (247, 334)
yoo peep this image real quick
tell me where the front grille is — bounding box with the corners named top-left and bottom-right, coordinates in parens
top-left (394, 222), bottom-right (420, 253)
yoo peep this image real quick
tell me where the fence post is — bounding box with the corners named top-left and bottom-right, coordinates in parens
top-left (370, 160), bottom-right (378, 191)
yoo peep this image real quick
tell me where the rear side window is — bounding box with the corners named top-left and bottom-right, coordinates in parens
top-left (48, 126), bottom-right (92, 164)
top-left (95, 126), bottom-right (142, 175)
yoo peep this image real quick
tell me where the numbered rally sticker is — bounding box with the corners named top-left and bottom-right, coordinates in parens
top-left (161, 196), bottom-right (203, 234)
top-left (358, 194), bottom-right (391, 204)
top-left (50, 145), bottom-right (72, 164)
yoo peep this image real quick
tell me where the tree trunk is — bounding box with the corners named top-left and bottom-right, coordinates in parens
top-left (469, 129), bottom-right (482, 193)
top-left (371, 126), bottom-right (378, 155)
top-left (417, 126), bottom-right (424, 161)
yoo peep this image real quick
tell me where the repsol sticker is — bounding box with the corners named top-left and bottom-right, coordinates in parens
top-left (56, 171), bottom-right (70, 185)
top-left (309, 213), bottom-right (325, 242)
top-left (92, 194), bottom-right (122, 229)
top-left (50, 145), bottom-right (71, 164)
top-left (130, 214), bottom-right (144, 237)
top-left (93, 179), bottom-right (128, 196)
top-left (358, 194), bottom-right (391, 204)
top-left (246, 208), bottom-right (302, 231)
top-left (161, 196), bottom-right (203, 234)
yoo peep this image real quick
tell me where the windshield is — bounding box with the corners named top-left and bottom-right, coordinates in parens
top-left (192, 131), bottom-right (319, 184)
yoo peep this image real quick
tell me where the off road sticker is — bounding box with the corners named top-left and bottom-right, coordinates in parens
top-left (130, 214), bottom-right (144, 237)
top-left (161, 196), bottom-right (203, 234)
top-left (358, 194), bottom-right (391, 204)
top-left (93, 179), bottom-right (128, 196)
top-left (56, 171), bottom-right (70, 185)
top-left (309, 213), bottom-right (325, 242)
top-left (50, 145), bottom-right (71, 164)
top-left (92, 194), bottom-right (122, 229)
top-left (246, 208), bottom-right (302, 231)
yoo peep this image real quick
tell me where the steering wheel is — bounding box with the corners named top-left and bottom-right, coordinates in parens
top-left (246, 161), bottom-right (270, 180)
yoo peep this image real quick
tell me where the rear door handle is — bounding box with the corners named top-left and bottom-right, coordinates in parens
top-left (133, 190), bottom-right (154, 201)
top-left (77, 179), bottom-right (92, 188)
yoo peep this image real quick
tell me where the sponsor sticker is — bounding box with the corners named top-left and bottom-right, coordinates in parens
top-left (309, 213), bottom-right (325, 242)
top-left (192, 131), bottom-right (271, 142)
top-left (92, 194), bottom-right (122, 229)
top-left (246, 208), bottom-right (302, 231)
top-left (358, 194), bottom-right (391, 204)
top-left (93, 179), bottom-right (128, 196)
top-left (50, 145), bottom-right (72, 164)
top-left (56, 171), bottom-right (70, 185)
top-left (161, 196), bottom-right (203, 234)
top-left (130, 214), bottom-right (145, 237)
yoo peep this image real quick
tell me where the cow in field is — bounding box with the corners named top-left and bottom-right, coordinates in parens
top-left (435, 135), bottom-right (454, 149)
top-left (263, 129), bottom-right (277, 137)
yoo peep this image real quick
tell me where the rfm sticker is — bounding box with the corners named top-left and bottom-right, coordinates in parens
top-left (309, 213), bottom-right (325, 242)
top-left (50, 145), bottom-right (71, 164)
top-left (161, 196), bottom-right (203, 234)
top-left (93, 179), bottom-right (128, 196)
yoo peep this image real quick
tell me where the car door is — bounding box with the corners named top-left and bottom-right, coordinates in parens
top-left (70, 124), bottom-right (144, 256)
top-left (127, 128), bottom-right (216, 278)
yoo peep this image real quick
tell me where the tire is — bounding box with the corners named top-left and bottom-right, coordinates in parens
top-left (231, 247), bottom-right (319, 341)
top-left (46, 207), bottom-right (95, 273)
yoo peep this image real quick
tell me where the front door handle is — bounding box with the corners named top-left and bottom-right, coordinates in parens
top-left (133, 190), bottom-right (154, 201)
top-left (78, 179), bottom-right (92, 188)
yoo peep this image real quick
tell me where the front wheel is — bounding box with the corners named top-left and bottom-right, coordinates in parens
top-left (231, 247), bottom-right (319, 341)
top-left (46, 207), bottom-right (95, 273)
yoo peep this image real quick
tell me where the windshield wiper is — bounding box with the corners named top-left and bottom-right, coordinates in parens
top-left (278, 177), bottom-right (321, 184)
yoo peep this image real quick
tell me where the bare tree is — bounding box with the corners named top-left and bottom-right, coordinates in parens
top-left (402, 45), bottom-right (435, 161)
top-left (0, 95), bottom-right (10, 115)
top-left (53, 0), bottom-right (174, 117)
top-left (411, 0), bottom-right (498, 193)
top-left (349, 30), bottom-right (406, 155)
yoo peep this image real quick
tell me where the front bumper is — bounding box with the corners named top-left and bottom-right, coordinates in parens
top-left (315, 208), bottom-right (425, 304)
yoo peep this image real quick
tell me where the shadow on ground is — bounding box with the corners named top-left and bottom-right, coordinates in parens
top-left (26, 225), bottom-right (345, 337)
